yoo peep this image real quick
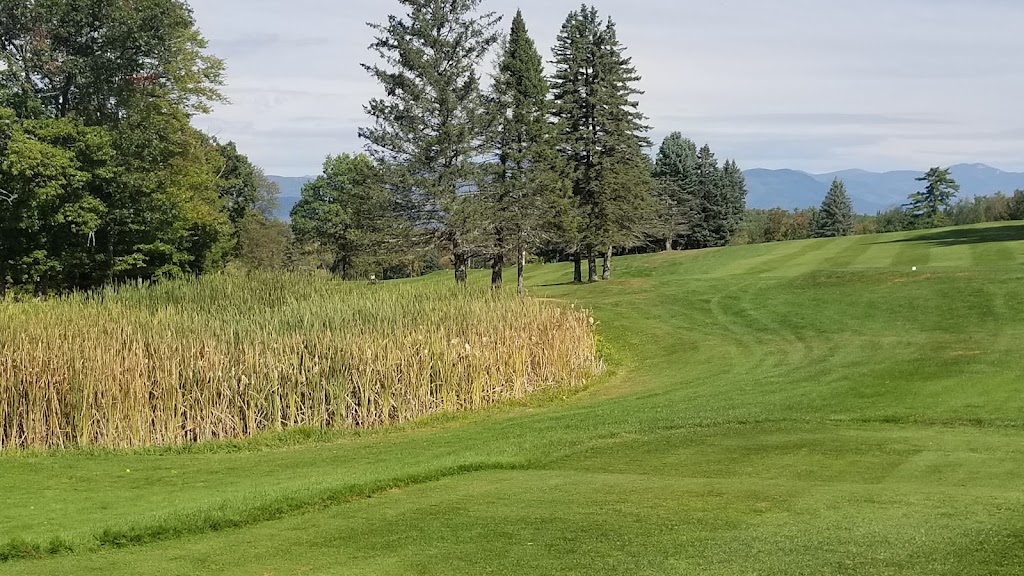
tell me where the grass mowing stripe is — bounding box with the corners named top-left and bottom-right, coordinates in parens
top-left (0, 460), bottom-right (528, 564)
top-left (969, 241), bottom-right (1016, 268)
top-left (928, 243), bottom-right (973, 268)
top-left (821, 237), bottom-right (874, 269)
top-left (890, 238), bottom-right (930, 269)
top-left (849, 240), bottom-right (897, 269)
top-left (745, 239), bottom-right (831, 276)
top-left (773, 236), bottom-right (867, 277)
top-left (713, 239), bottom-right (819, 277)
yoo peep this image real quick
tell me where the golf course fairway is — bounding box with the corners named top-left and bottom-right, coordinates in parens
top-left (3, 222), bottom-right (1024, 575)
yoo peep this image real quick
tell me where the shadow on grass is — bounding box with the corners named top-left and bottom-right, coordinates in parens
top-left (537, 281), bottom-right (590, 288)
top-left (881, 224), bottom-right (1024, 247)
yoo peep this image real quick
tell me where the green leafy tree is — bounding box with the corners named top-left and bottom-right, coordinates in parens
top-left (212, 141), bottom-right (280, 256)
top-left (0, 112), bottom-right (113, 293)
top-left (0, 0), bottom-right (235, 294)
top-left (290, 154), bottom-right (400, 280)
top-left (214, 142), bottom-right (278, 227)
top-left (551, 5), bottom-right (652, 282)
top-left (0, 0), bottom-right (224, 123)
top-left (360, 0), bottom-right (501, 284)
top-left (487, 10), bottom-right (569, 295)
top-left (815, 178), bottom-right (855, 237)
top-left (874, 206), bottom-right (912, 233)
top-left (236, 216), bottom-right (293, 271)
top-left (907, 167), bottom-right (960, 228)
top-left (104, 98), bottom-right (233, 282)
top-left (1008, 190), bottom-right (1024, 221)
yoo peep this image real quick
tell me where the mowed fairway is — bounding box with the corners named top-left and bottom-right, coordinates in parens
top-left (4, 222), bottom-right (1024, 575)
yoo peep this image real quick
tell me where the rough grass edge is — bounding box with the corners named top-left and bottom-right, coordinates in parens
top-left (0, 459), bottom-right (528, 564)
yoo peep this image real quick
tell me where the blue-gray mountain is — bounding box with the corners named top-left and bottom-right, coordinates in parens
top-left (744, 164), bottom-right (1024, 214)
top-left (268, 175), bottom-right (315, 221)
top-left (269, 164), bottom-right (1024, 220)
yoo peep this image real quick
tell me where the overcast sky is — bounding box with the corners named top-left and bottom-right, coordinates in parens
top-left (189, 0), bottom-right (1024, 177)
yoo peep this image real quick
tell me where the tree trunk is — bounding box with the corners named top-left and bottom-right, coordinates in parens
top-left (517, 249), bottom-right (526, 298)
top-left (453, 236), bottom-right (468, 285)
top-left (587, 253), bottom-right (598, 283)
top-left (602, 246), bottom-right (612, 281)
top-left (573, 253), bottom-right (582, 284)
top-left (329, 255), bottom-right (354, 280)
top-left (665, 237), bottom-right (673, 252)
top-left (491, 253), bottom-right (503, 290)
top-left (454, 252), bottom-right (468, 285)
top-left (341, 255), bottom-right (353, 281)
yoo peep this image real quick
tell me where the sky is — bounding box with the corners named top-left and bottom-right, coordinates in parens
top-left (189, 0), bottom-right (1024, 177)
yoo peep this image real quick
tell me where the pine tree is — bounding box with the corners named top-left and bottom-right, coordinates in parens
top-left (719, 159), bottom-right (748, 243)
top-left (815, 178), bottom-right (855, 237)
top-left (907, 167), bottom-right (960, 228)
top-left (360, 0), bottom-right (501, 284)
top-left (487, 10), bottom-right (567, 296)
top-left (690, 144), bottom-right (722, 248)
top-left (551, 5), bottom-right (652, 282)
top-left (652, 133), bottom-right (698, 250)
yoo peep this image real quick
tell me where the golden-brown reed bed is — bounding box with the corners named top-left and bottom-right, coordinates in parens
top-left (0, 272), bottom-right (600, 450)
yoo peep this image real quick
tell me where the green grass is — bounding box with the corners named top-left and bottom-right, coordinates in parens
top-left (3, 222), bottom-right (1024, 574)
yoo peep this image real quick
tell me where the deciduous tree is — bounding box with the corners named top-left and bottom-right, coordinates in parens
top-left (290, 154), bottom-right (400, 280)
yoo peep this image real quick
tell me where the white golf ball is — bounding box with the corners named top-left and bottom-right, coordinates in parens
top-left (912, 267), bottom-right (917, 272)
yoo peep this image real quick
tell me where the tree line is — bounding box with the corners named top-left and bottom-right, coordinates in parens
top-left (740, 168), bottom-right (1024, 244)
top-left (8, 1), bottom-right (1021, 296)
top-left (1, 0), bottom-right (749, 295)
top-left (292, 2), bottom-right (749, 292)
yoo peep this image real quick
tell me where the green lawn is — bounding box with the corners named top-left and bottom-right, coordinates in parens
top-left (4, 222), bottom-right (1024, 575)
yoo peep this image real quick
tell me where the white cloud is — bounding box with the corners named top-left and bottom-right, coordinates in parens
top-left (188, 0), bottom-right (1024, 175)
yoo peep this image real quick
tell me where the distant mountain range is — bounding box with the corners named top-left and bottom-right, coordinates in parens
top-left (269, 164), bottom-right (1024, 220)
top-left (267, 175), bottom-right (315, 220)
top-left (744, 164), bottom-right (1024, 214)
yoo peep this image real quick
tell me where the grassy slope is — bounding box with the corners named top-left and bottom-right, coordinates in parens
top-left (3, 223), bottom-right (1024, 574)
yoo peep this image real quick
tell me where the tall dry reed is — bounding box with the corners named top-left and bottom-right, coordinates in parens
top-left (0, 272), bottom-right (600, 450)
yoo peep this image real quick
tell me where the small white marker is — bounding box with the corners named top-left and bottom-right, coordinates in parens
top-left (912, 267), bottom-right (918, 272)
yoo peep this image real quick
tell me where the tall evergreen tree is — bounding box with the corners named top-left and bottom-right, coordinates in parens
top-left (690, 144), bottom-right (722, 248)
top-left (551, 5), bottom-right (652, 283)
top-left (652, 133), bottom-right (699, 250)
top-left (718, 159), bottom-right (748, 243)
top-left (815, 178), bottom-right (855, 237)
top-left (907, 167), bottom-right (960, 228)
top-left (487, 10), bottom-right (567, 295)
top-left (360, 0), bottom-right (501, 285)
